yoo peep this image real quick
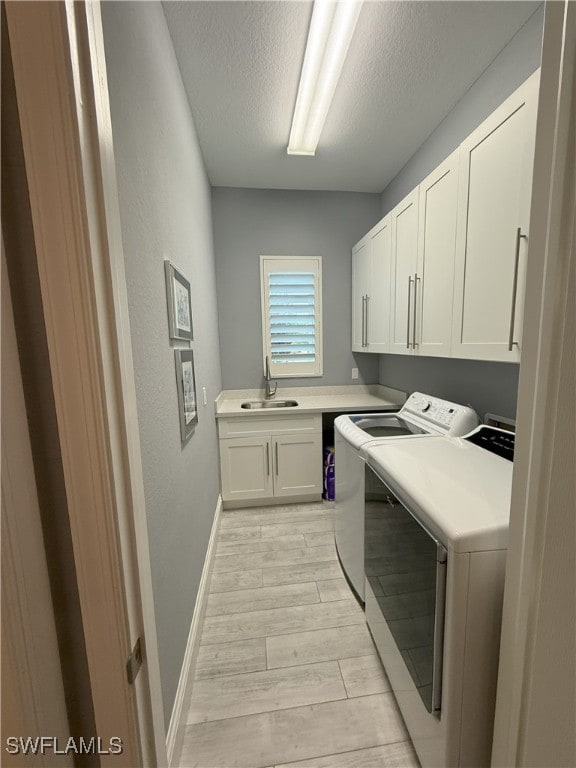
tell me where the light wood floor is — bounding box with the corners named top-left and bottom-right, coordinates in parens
top-left (179, 502), bottom-right (419, 768)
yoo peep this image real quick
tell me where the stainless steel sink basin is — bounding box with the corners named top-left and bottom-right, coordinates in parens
top-left (241, 400), bottom-right (299, 409)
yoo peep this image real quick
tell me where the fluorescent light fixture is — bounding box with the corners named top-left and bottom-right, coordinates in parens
top-left (287, 0), bottom-right (363, 156)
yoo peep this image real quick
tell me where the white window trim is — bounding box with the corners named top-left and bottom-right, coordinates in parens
top-left (260, 255), bottom-right (323, 378)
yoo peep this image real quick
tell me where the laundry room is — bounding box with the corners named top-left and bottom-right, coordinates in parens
top-left (2, 2), bottom-right (574, 768)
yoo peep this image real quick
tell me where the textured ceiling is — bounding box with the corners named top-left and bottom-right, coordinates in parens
top-left (162, 1), bottom-right (540, 193)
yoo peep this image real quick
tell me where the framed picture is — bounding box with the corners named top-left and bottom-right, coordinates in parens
top-left (175, 349), bottom-right (198, 445)
top-left (165, 260), bottom-right (193, 342)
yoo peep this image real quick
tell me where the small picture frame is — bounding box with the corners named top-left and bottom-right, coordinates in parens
top-left (165, 260), bottom-right (193, 342)
top-left (175, 349), bottom-right (198, 445)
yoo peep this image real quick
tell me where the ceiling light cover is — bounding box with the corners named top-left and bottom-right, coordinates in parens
top-left (288, 0), bottom-right (363, 157)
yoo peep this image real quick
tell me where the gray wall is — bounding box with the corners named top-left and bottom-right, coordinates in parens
top-left (378, 5), bottom-right (543, 421)
top-left (379, 356), bottom-right (519, 421)
top-left (213, 188), bottom-right (381, 390)
top-left (102, 2), bottom-right (222, 728)
top-left (380, 4), bottom-right (544, 215)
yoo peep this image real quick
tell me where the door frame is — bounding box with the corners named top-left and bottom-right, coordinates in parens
top-left (5, 2), bottom-right (166, 765)
top-left (1, 239), bottom-right (73, 767)
top-left (6, 0), bottom-right (573, 766)
top-left (492, 1), bottom-right (575, 764)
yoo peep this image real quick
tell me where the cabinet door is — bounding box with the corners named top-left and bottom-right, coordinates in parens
top-left (273, 434), bottom-right (322, 498)
top-left (352, 237), bottom-right (370, 352)
top-left (452, 72), bottom-right (538, 361)
top-left (415, 150), bottom-right (459, 357)
top-left (367, 216), bottom-right (392, 352)
top-left (220, 436), bottom-right (273, 502)
top-left (390, 189), bottom-right (419, 354)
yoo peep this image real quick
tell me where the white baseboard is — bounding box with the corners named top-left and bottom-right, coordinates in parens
top-left (223, 493), bottom-right (321, 509)
top-left (166, 495), bottom-right (222, 767)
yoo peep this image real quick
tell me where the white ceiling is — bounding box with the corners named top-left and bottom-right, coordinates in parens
top-left (162, 1), bottom-right (540, 193)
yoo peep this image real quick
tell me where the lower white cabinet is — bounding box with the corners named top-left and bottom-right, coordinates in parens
top-left (273, 433), bottom-right (323, 497)
top-left (218, 415), bottom-right (323, 505)
top-left (219, 436), bottom-right (273, 503)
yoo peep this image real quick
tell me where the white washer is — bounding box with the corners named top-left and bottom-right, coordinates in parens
top-left (334, 393), bottom-right (478, 601)
top-left (363, 426), bottom-right (515, 767)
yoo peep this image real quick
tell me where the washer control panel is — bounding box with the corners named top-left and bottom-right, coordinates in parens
top-left (401, 392), bottom-right (478, 435)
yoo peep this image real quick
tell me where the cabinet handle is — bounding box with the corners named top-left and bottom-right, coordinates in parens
top-left (275, 442), bottom-right (279, 475)
top-left (266, 442), bottom-right (270, 476)
top-left (508, 228), bottom-right (527, 351)
top-left (365, 295), bottom-right (370, 347)
top-left (363, 295), bottom-right (368, 347)
top-left (413, 274), bottom-right (420, 349)
top-left (407, 277), bottom-right (413, 349)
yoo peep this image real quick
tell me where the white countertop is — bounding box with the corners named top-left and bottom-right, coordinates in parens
top-left (215, 384), bottom-right (406, 418)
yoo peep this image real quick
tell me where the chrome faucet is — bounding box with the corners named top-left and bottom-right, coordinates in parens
top-left (264, 355), bottom-right (277, 399)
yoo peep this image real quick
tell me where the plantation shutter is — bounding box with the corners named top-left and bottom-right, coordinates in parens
top-left (269, 272), bottom-right (316, 363)
top-left (260, 257), bottom-right (322, 377)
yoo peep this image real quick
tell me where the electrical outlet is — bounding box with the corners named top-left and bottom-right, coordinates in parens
top-left (351, 368), bottom-right (359, 380)
top-left (202, 386), bottom-right (207, 406)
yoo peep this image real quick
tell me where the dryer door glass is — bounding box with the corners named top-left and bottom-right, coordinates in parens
top-left (364, 463), bottom-right (447, 713)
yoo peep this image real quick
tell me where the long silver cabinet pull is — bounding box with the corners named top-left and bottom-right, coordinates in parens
top-left (413, 275), bottom-right (420, 349)
top-left (508, 228), bottom-right (527, 351)
top-left (407, 277), bottom-right (413, 349)
top-left (361, 295), bottom-right (366, 347)
top-left (365, 295), bottom-right (370, 347)
top-left (266, 442), bottom-right (270, 476)
top-left (275, 442), bottom-right (279, 476)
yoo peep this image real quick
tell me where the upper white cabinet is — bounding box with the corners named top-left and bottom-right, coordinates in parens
top-left (352, 216), bottom-right (392, 353)
top-left (352, 237), bottom-right (370, 351)
top-left (367, 217), bottom-right (392, 352)
top-left (451, 72), bottom-right (539, 361)
top-left (415, 150), bottom-right (460, 357)
top-left (390, 189), bottom-right (419, 355)
top-left (352, 71), bottom-right (539, 364)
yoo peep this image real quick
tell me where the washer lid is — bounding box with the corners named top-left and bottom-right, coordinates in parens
top-left (365, 435), bottom-right (513, 553)
top-left (350, 413), bottom-right (430, 436)
top-left (334, 411), bottom-right (427, 449)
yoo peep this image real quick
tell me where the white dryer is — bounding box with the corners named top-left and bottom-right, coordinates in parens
top-left (362, 426), bottom-right (515, 767)
top-left (334, 393), bottom-right (478, 602)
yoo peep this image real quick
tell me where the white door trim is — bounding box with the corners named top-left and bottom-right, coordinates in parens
top-left (69, 3), bottom-right (168, 763)
top-left (492, 2), bottom-right (575, 765)
top-left (6, 2), bottom-right (165, 764)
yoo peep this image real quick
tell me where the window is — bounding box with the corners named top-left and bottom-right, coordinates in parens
top-left (260, 256), bottom-right (323, 378)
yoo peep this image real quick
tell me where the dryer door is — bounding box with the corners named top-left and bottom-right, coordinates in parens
top-left (364, 463), bottom-right (447, 713)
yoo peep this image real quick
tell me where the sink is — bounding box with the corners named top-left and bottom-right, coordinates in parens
top-left (241, 400), bottom-right (299, 409)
